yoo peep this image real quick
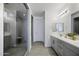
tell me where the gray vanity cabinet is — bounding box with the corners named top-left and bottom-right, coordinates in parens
top-left (57, 39), bottom-right (77, 56)
top-left (56, 39), bottom-right (64, 56)
top-left (62, 40), bottom-right (79, 56)
top-left (51, 36), bottom-right (79, 56)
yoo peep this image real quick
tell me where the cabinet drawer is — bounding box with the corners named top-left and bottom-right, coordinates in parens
top-left (57, 38), bottom-right (64, 46)
top-left (57, 44), bottom-right (64, 56)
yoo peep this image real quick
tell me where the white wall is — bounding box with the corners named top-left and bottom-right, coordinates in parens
top-left (4, 8), bottom-right (16, 47)
top-left (45, 10), bottom-right (56, 47)
top-left (9, 11), bottom-right (16, 47)
top-left (45, 3), bottom-right (79, 47)
top-left (57, 4), bottom-right (79, 34)
top-left (57, 8), bottom-right (71, 34)
top-left (70, 3), bottom-right (79, 14)
top-left (45, 6), bottom-right (62, 47)
top-left (33, 16), bottom-right (45, 42)
top-left (0, 3), bottom-right (3, 56)
top-left (28, 9), bottom-right (32, 52)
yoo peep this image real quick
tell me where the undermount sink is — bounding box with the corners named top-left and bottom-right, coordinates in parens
top-left (63, 33), bottom-right (79, 41)
top-left (64, 35), bottom-right (79, 41)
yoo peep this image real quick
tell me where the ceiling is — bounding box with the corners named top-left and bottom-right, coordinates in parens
top-left (4, 3), bottom-right (67, 18)
top-left (28, 3), bottom-right (66, 17)
top-left (4, 3), bottom-right (26, 12)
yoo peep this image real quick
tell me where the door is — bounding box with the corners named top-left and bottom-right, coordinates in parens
top-left (74, 17), bottom-right (79, 34)
top-left (33, 17), bottom-right (45, 42)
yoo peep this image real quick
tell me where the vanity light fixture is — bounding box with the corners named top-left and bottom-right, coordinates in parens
top-left (58, 8), bottom-right (69, 17)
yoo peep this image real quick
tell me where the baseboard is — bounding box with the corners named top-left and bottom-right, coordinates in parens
top-left (45, 44), bottom-right (51, 48)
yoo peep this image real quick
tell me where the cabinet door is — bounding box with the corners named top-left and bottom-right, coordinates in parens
top-left (51, 36), bottom-right (55, 48)
top-left (63, 46), bottom-right (77, 56)
top-left (63, 40), bottom-right (79, 55)
top-left (51, 36), bottom-right (58, 54)
top-left (57, 39), bottom-right (64, 56)
top-left (57, 39), bottom-right (77, 56)
top-left (51, 36), bottom-right (57, 49)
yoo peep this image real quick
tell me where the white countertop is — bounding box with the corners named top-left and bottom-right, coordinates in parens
top-left (51, 32), bottom-right (79, 48)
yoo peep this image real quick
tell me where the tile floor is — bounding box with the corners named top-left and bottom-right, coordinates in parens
top-left (4, 43), bottom-right (27, 56)
top-left (4, 42), bottom-right (57, 56)
top-left (28, 42), bottom-right (57, 56)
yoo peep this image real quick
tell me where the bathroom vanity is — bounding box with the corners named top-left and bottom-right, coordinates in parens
top-left (51, 33), bottom-right (79, 56)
